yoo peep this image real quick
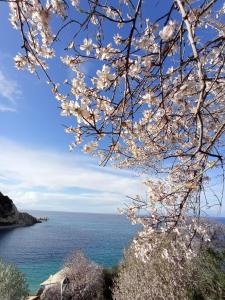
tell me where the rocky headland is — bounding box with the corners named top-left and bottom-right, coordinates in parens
top-left (0, 192), bottom-right (40, 228)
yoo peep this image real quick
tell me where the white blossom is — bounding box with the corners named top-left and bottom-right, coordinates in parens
top-left (129, 57), bottom-right (142, 78)
top-left (159, 20), bottom-right (177, 41)
top-left (113, 33), bottom-right (123, 45)
top-left (71, 0), bottom-right (79, 8)
top-left (80, 38), bottom-right (93, 56)
top-left (92, 65), bottom-right (116, 90)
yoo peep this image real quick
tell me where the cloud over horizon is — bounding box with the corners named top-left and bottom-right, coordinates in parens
top-left (0, 137), bottom-right (145, 213)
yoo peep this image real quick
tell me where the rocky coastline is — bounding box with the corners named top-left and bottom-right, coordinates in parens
top-left (0, 192), bottom-right (40, 229)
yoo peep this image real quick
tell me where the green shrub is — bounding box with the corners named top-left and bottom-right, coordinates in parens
top-left (0, 259), bottom-right (28, 300)
top-left (188, 249), bottom-right (225, 300)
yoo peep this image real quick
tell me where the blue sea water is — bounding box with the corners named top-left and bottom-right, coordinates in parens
top-left (0, 211), bottom-right (140, 293)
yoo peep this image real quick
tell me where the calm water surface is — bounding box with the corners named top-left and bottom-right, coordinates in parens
top-left (0, 211), bottom-right (139, 292)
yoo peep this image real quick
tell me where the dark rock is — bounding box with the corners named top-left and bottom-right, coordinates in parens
top-left (0, 192), bottom-right (19, 225)
top-left (0, 192), bottom-right (39, 227)
top-left (18, 212), bottom-right (40, 226)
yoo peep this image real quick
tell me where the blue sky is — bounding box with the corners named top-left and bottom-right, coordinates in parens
top-left (0, 4), bottom-right (145, 213)
top-left (0, 2), bottom-right (224, 216)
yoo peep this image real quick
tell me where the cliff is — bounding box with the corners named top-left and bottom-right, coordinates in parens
top-left (0, 192), bottom-right (40, 227)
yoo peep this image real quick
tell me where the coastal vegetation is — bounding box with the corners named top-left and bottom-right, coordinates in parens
top-left (40, 251), bottom-right (109, 300)
top-left (0, 220), bottom-right (220, 300)
top-left (62, 251), bottom-right (104, 299)
top-left (113, 231), bottom-right (225, 300)
top-left (0, 259), bottom-right (28, 300)
top-left (39, 223), bottom-right (225, 300)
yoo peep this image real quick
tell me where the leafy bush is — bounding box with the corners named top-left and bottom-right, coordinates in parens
top-left (188, 249), bottom-right (225, 300)
top-left (0, 259), bottom-right (28, 300)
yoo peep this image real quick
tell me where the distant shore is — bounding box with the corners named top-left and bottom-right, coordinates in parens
top-left (0, 223), bottom-right (39, 230)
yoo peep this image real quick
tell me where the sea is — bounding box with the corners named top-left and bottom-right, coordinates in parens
top-left (0, 211), bottom-right (140, 293)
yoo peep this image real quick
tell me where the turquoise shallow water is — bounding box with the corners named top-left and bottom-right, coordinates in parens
top-left (0, 211), bottom-right (139, 293)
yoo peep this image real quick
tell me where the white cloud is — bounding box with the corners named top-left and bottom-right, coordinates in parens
top-left (0, 138), bottom-right (223, 215)
top-left (0, 105), bottom-right (16, 112)
top-left (0, 70), bottom-right (22, 112)
top-left (0, 138), bottom-right (145, 213)
top-left (2, 190), bottom-right (127, 213)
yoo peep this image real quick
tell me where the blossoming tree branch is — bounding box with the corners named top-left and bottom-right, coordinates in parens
top-left (5, 0), bottom-right (225, 260)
